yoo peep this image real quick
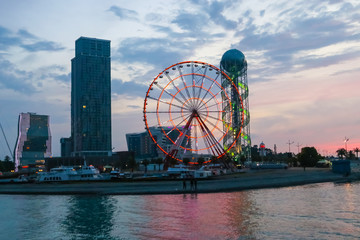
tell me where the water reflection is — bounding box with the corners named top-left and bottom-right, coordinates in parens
top-left (1, 182), bottom-right (360, 240)
top-left (116, 191), bottom-right (256, 240)
top-left (62, 195), bottom-right (116, 240)
top-left (248, 182), bottom-right (360, 239)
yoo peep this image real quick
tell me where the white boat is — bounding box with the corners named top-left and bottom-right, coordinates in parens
top-left (167, 166), bottom-right (212, 179)
top-left (0, 175), bottom-right (29, 183)
top-left (37, 165), bottom-right (103, 182)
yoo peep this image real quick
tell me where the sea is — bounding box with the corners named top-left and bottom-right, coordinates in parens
top-left (0, 182), bottom-right (359, 240)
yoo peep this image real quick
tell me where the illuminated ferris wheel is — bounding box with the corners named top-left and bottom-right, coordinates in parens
top-left (143, 61), bottom-right (244, 166)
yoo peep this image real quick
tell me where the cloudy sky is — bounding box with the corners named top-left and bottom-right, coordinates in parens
top-left (0, 0), bottom-right (359, 159)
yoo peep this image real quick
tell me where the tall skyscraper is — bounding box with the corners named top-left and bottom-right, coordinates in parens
top-left (14, 112), bottom-right (51, 171)
top-left (71, 37), bottom-right (112, 157)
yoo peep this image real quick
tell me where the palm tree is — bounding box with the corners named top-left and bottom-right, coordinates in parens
top-left (336, 148), bottom-right (347, 159)
top-left (354, 147), bottom-right (360, 160)
top-left (348, 150), bottom-right (356, 160)
top-left (156, 158), bottom-right (163, 171)
top-left (142, 159), bottom-right (149, 174)
top-left (183, 158), bottom-right (190, 167)
top-left (197, 157), bottom-right (205, 167)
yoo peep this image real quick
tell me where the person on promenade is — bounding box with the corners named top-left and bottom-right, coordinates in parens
top-left (194, 178), bottom-right (197, 191)
top-left (190, 178), bottom-right (194, 191)
top-left (183, 179), bottom-right (187, 190)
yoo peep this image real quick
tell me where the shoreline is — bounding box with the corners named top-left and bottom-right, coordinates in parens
top-left (0, 168), bottom-right (358, 196)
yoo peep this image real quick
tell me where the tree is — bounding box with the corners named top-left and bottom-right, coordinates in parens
top-left (348, 150), bottom-right (356, 160)
top-left (297, 147), bottom-right (321, 169)
top-left (127, 156), bottom-right (137, 171)
top-left (353, 147), bottom-right (360, 159)
top-left (183, 158), bottom-right (190, 167)
top-left (197, 157), bottom-right (205, 166)
top-left (169, 157), bottom-right (178, 167)
top-left (336, 148), bottom-right (347, 159)
top-left (0, 155), bottom-right (14, 172)
top-left (142, 159), bottom-right (149, 173)
top-left (156, 158), bottom-right (163, 171)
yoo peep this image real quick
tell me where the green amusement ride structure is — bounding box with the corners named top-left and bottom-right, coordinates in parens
top-left (220, 49), bottom-right (251, 163)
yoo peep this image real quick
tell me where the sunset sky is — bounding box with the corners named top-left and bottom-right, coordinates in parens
top-left (0, 0), bottom-right (359, 159)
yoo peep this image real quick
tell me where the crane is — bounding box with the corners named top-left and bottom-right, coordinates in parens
top-left (0, 121), bottom-right (13, 160)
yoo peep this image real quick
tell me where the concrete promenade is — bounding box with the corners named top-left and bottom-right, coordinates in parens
top-left (0, 168), bottom-right (357, 195)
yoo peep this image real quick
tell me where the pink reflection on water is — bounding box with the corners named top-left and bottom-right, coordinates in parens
top-left (136, 192), bottom-right (256, 239)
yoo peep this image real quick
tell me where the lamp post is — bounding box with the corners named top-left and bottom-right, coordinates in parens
top-left (344, 137), bottom-right (349, 152)
top-left (286, 140), bottom-right (294, 153)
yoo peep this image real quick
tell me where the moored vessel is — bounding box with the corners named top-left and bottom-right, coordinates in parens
top-left (37, 165), bottom-right (103, 182)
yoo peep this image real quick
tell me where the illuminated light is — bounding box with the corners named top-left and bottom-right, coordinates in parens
top-left (22, 165), bottom-right (29, 168)
top-left (83, 105), bottom-right (86, 109)
top-left (244, 135), bottom-right (248, 139)
top-left (238, 83), bottom-right (245, 89)
top-left (231, 152), bottom-right (234, 156)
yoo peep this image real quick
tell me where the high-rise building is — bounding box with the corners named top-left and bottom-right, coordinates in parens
top-left (126, 127), bottom-right (191, 161)
top-left (126, 130), bottom-right (158, 161)
top-left (71, 37), bottom-right (112, 157)
top-left (14, 112), bottom-right (51, 171)
top-left (60, 137), bottom-right (72, 157)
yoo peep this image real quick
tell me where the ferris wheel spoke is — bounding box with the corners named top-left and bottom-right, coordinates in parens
top-left (198, 113), bottom-right (222, 149)
top-left (165, 73), bottom-right (192, 109)
top-left (203, 117), bottom-right (226, 135)
top-left (151, 114), bottom-right (188, 128)
top-left (195, 74), bottom-right (207, 108)
top-left (206, 114), bottom-right (229, 125)
top-left (195, 86), bottom-right (218, 110)
top-left (196, 116), bottom-right (220, 156)
top-left (205, 101), bottom-right (224, 109)
top-left (177, 67), bottom-right (194, 108)
top-left (147, 111), bottom-right (186, 113)
top-left (154, 81), bottom-right (189, 108)
top-left (194, 121), bottom-right (198, 153)
top-left (163, 117), bottom-right (189, 137)
top-left (147, 96), bottom-right (187, 111)
top-left (198, 90), bottom-right (222, 110)
top-left (195, 72), bottom-right (221, 109)
top-left (198, 110), bottom-right (224, 113)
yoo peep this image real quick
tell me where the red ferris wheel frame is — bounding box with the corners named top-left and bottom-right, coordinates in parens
top-left (143, 61), bottom-right (244, 164)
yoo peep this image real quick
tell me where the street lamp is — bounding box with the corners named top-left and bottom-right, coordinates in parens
top-left (344, 137), bottom-right (349, 152)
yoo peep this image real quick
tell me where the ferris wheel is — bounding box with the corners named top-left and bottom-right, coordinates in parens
top-left (143, 61), bottom-right (244, 166)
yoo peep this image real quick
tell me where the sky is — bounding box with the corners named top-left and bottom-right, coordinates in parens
top-left (0, 0), bottom-right (359, 160)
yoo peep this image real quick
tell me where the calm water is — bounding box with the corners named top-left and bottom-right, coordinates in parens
top-left (0, 182), bottom-right (359, 240)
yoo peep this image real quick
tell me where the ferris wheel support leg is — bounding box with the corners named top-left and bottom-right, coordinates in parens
top-left (163, 149), bottom-right (178, 171)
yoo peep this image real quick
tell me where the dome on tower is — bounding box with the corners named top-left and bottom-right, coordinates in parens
top-left (220, 49), bottom-right (246, 73)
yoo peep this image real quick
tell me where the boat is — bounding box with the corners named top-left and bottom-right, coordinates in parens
top-left (167, 166), bottom-right (212, 179)
top-left (37, 165), bottom-right (103, 182)
top-left (0, 175), bottom-right (29, 183)
top-left (110, 170), bottom-right (133, 180)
